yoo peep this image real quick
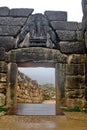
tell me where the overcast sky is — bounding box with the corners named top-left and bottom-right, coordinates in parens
top-left (19, 67), bottom-right (55, 85)
top-left (0, 0), bottom-right (82, 22)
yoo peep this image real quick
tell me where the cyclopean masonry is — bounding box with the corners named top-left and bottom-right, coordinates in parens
top-left (0, 3), bottom-right (87, 114)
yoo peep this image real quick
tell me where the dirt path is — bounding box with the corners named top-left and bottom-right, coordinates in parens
top-left (0, 115), bottom-right (87, 130)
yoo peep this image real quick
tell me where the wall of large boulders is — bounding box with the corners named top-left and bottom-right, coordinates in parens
top-left (0, 4), bottom-right (87, 112)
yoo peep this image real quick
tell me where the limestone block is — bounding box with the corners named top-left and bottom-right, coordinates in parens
top-left (66, 98), bottom-right (83, 108)
top-left (0, 93), bottom-right (5, 106)
top-left (0, 48), bottom-right (5, 61)
top-left (10, 8), bottom-right (34, 17)
top-left (82, 0), bottom-right (87, 15)
top-left (78, 23), bottom-right (82, 31)
top-left (44, 11), bottom-right (67, 21)
top-left (66, 64), bottom-right (85, 75)
top-left (51, 21), bottom-right (78, 31)
top-left (67, 54), bottom-right (86, 64)
top-left (59, 41), bottom-right (86, 54)
top-left (0, 7), bottom-right (9, 16)
top-left (65, 76), bottom-right (85, 89)
top-left (76, 31), bottom-right (84, 41)
top-left (0, 62), bottom-right (7, 73)
top-left (66, 89), bottom-right (85, 98)
top-left (0, 17), bottom-right (27, 26)
top-left (0, 26), bottom-right (21, 36)
top-left (0, 88), bottom-right (6, 94)
top-left (0, 73), bottom-right (7, 82)
top-left (56, 30), bottom-right (76, 41)
top-left (84, 31), bottom-right (87, 48)
top-left (0, 37), bottom-right (15, 51)
top-left (7, 47), bottom-right (68, 63)
top-left (0, 83), bottom-right (7, 89)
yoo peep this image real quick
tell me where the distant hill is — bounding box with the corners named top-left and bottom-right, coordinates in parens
top-left (17, 70), bottom-right (55, 103)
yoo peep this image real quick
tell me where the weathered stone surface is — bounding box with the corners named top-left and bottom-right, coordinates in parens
top-left (59, 41), bottom-right (86, 54)
top-left (51, 21), bottom-right (78, 31)
top-left (10, 8), bottom-right (34, 17)
top-left (0, 48), bottom-right (5, 61)
top-left (82, 0), bottom-right (87, 15)
top-left (44, 11), bottom-right (67, 21)
top-left (0, 62), bottom-right (7, 73)
top-left (76, 31), bottom-right (84, 41)
top-left (0, 93), bottom-right (5, 106)
top-left (67, 54), bottom-right (86, 64)
top-left (66, 98), bottom-right (84, 108)
top-left (56, 30), bottom-right (83, 42)
top-left (0, 73), bottom-right (7, 82)
top-left (7, 47), bottom-right (67, 63)
top-left (0, 88), bottom-right (6, 94)
top-left (78, 23), bottom-right (82, 31)
top-left (66, 64), bottom-right (85, 75)
top-left (0, 37), bottom-right (15, 51)
top-left (16, 13), bottom-right (59, 49)
top-left (0, 7), bottom-right (9, 16)
top-left (0, 26), bottom-right (21, 36)
top-left (0, 83), bottom-right (7, 89)
top-left (56, 30), bottom-right (76, 41)
top-left (7, 63), bottom-right (17, 106)
top-left (0, 17), bottom-right (27, 26)
top-left (65, 76), bottom-right (85, 89)
top-left (84, 31), bottom-right (87, 48)
top-left (66, 89), bottom-right (85, 98)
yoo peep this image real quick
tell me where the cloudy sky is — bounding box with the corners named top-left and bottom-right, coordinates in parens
top-left (0, 0), bottom-right (83, 85)
top-left (19, 67), bottom-right (55, 85)
top-left (0, 0), bottom-right (82, 22)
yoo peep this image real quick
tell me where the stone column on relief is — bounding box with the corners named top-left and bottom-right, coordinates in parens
top-left (16, 13), bottom-right (60, 49)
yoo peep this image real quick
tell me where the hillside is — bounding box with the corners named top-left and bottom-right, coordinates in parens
top-left (17, 70), bottom-right (44, 103)
top-left (16, 70), bottom-right (55, 103)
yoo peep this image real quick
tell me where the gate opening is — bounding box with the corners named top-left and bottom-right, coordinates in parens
top-left (16, 67), bottom-right (56, 115)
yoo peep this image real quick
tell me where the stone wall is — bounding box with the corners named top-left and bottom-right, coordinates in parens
top-left (0, 5), bottom-right (87, 112)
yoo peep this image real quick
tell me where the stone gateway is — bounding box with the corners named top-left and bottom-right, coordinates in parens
top-left (0, 1), bottom-right (87, 114)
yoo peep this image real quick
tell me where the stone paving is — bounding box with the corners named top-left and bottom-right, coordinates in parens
top-left (0, 115), bottom-right (87, 130)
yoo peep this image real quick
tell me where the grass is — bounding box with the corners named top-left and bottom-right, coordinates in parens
top-left (0, 107), bottom-right (9, 113)
top-left (65, 106), bottom-right (87, 113)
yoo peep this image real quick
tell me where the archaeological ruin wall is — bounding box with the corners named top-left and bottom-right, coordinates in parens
top-left (0, 2), bottom-right (87, 114)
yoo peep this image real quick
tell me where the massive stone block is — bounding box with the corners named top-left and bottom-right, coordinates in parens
top-left (0, 83), bottom-right (7, 89)
top-left (51, 21), bottom-right (79, 31)
top-left (0, 17), bottom-right (27, 26)
top-left (65, 76), bottom-right (85, 89)
top-left (0, 48), bottom-right (5, 61)
top-left (56, 30), bottom-right (76, 41)
top-left (0, 37), bottom-right (15, 51)
top-left (0, 62), bottom-right (7, 73)
top-left (66, 89), bottom-right (85, 98)
top-left (59, 41), bottom-right (86, 54)
top-left (44, 11), bottom-right (67, 21)
top-left (10, 8), bottom-right (34, 17)
top-left (66, 64), bottom-right (85, 75)
top-left (0, 26), bottom-right (21, 36)
top-left (76, 31), bottom-right (84, 41)
top-left (0, 7), bottom-right (9, 16)
top-left (67, 54), bottom-right (86, 64)
top-left (0, 73), bottom-right (7, 82)
top-left (7, 47), bottom-right (67, 63)
top-left (0, 93), bottom-right (5, 106)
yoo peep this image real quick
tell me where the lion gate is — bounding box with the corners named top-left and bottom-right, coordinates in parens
top-left (0, 3), bottom-right (87, 114)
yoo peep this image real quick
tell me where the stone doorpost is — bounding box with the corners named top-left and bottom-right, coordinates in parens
top-left (55, 63), bottom-right (66, 114)
top-left (6, 63), bottom-right (18, 107)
